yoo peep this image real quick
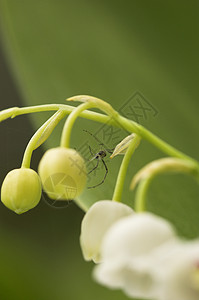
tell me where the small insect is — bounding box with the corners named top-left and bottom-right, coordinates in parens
top-left (83, 130), bottom-right (113, 189)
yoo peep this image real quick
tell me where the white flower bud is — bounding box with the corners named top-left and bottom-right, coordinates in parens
top-left (80, 200), bottom-right (134, 263)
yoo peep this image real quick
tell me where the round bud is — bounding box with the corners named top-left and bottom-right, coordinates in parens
top-left (1, 168), bottom-right (42, 214)
top-left (38, 147), bottom-right (87, 200)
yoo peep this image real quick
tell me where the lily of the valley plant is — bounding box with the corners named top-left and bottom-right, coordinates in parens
top-left (0, 95), bottom-right (199, 300)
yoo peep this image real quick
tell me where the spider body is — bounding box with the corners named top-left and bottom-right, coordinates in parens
top-left (83, 130), bottom-right (113, 189)
top-left (94, 150), bottom-right (106, 160)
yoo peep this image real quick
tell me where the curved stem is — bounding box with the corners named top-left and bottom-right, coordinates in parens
top-left (0, 104), bottom-right (114, 126)
top-left (21, 110), bottom-right (67, 168)
top-left (139, 125), bottom-right (195, 163)
top-left (12, 104), bottom-right (66, 116)
top-left (133, 158), bottom-right (199, 212)
top-left (67, 94), bottom-right (199, 168)
top-left (67, 95), bottom-right (120, 119)
top-left (67, 95), bottom-right (139, 134)
top-left (60, 102), bottom-right (93, 148)
top-left (1, 97), bottom-right (198, 169)
top-left (134, 177), bottom-right (152, 212)
top-left (117, 115), bottom-right (198, 165)
top-left (112, 134), bottom-right (141, 202)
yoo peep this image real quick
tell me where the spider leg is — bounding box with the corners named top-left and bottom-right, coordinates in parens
top-left (83, 129), bottom-right (102, 144)
top-left (83, 129), bottom-right (108, 150)
top-left (101, 158), bottom-right (108, 181)
top-left (87, 159), bottom-right (108, 189)
top-left (87, 159), bottom-right (99, 175)
top-left (88, 145), bottom-right (94, 156)
top-left (106, 148), bottom-right (114, 154)
top-left (83, 146), bottom-right (94, 163)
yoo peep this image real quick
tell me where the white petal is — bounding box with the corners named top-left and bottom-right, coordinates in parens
top-left (80, 200), bottom-right (133, 263)
top-left (94, 212), bottom-right (176, 298)
top-left (101, 212), bottom-right (176, 261)
top-left (94, 256), bottom-right (155, 298)
top-left (151, 239), bottom-right (199, 300)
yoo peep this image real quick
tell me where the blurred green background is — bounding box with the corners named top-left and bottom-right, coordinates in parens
top-left (0, 1), bottom-right (199, 300)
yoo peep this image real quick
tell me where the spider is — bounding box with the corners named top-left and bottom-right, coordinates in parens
top-left (83, 130), bottom-right (113, 189)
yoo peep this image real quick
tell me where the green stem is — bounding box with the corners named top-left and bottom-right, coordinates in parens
top-left (12, 104), bottom-right (66, 116)
top-left (112, 134), bottom-right (141, 202)
top-left (21, 110), bottom-right (67, 168)
top-left (134, 158), bottom-right (199, 212)
top-left (139, 125), bottom-right (195, 163)
top-left (0, 104), bottom-right (113, 126)
top-left (60, 102), bottom-right (93, 148)
top-left (117, 115), bottom-right (198, 165)
top-left (134, 177), bottom-right (152, 212)
top-left (1, 99), bottom-right (198, 168)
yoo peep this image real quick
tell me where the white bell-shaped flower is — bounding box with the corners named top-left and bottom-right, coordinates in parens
top-left (151, 239), bottom-right (199, 300)
top-left (80, 200), bottom-right (134, 263)
top-left (94, 212), bottom-right (176, 298)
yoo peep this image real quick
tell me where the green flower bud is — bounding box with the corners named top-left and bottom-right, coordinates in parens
top-left (38, 147), bottom-right (87, 200)
top-left (1, 168), bottom-right (42, 214)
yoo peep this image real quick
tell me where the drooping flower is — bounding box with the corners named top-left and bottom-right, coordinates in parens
top-left (80, 200), bottom-right (134, 263)
top-left (94, 212), bottom-right (176, 298)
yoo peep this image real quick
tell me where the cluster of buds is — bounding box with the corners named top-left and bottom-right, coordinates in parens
top-left (0, 99), bottom-right (90, 214)
top-left (1, 147), bottom-right (87, 214)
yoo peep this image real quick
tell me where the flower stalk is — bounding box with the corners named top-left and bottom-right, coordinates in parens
top-left (112, 134), bottom-right (141, 202)
top-left (60, 102), bottom-right (93, 148)
top-left (21, 109), bottom-right (67, 168)
top-left (131, 157), bottom-right (199, 212)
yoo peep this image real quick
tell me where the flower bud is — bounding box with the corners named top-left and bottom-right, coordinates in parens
top-left (1, 168), bottom-right (42, 214)
top-left (80, 200), bottom-right (134, 263)
top-left (38, 147), bottom-right (87, 200)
